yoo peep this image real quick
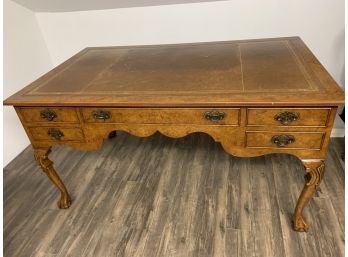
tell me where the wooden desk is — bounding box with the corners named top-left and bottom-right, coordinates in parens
top-left (4, 37), bottom-right (344, 232)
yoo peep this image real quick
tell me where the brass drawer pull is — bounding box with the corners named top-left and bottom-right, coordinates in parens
top-left (40, 109), bottom-right (57, 121)
top-left (48, 128), bottom-right (64, 140)
top-left (204, 111), bottom-right (225, 122)
top-left (271, 135), bottom-right (295, 147)
top-left (274, 111), bottom-right (299, 125)
top-left (92, 110), bottom-right (111, 121)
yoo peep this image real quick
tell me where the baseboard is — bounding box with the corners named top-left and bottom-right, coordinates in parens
top-left (331, 115), bottom-right (345, 137)
top-left (331, 128), bottom-right (345, 137)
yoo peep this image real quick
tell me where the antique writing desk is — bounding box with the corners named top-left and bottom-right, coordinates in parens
top-left (4, 37), bottom-right (344, 232)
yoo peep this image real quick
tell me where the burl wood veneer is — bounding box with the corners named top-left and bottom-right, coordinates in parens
top-left (4, 37), bottom-right (344, 232)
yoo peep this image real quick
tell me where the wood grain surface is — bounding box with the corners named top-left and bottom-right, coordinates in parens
top-left (4, 133), bottom-right (344, 257)
top-left (15, 106), bottom-right (338, 160)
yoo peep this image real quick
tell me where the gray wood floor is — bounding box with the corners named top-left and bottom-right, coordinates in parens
top-left (4, 132), bottom-right (344, 257)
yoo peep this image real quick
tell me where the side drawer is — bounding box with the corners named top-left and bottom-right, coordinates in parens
top-left (245, 131), bottom-right (325, 150)
top-left (18, 107), bottom-right (79, 123)
top-left (29, 127), bottom-right (84, 142)
top-left (247, 108), bottom-right (331, 127)
top-left (80, 108), bottom-right (240, 125)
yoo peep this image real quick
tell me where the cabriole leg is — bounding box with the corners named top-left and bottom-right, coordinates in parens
top-left (34, 147), bottom-right (72, 209)
top-left (293, 160), bottom-right (325, 231)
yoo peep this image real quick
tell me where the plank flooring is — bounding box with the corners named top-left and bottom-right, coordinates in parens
top-left (4, 132), bottom-right (345, 257)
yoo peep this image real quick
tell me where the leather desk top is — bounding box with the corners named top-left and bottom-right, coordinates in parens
top-left (4, 37), bottom-right (344, 107)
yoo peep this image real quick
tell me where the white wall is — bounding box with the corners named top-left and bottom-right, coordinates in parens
top-left (9, 0), bottom-right (228, 12)
top-left (4, 0), bottom-right (53, 166)
top-left (35, 0), bottom-right (344, 90)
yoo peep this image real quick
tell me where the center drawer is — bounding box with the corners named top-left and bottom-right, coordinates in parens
top-left (80, 108), bottom-right (240, 125)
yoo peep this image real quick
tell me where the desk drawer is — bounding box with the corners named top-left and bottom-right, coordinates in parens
top-left (19, 107), bottom-right (79, 123)
top-left (247, 108), bottom-right (330, 127)
top-left (29, 127), bottom-right (84, 142)
top-left (81, 108), bottom-right (240, 125)
top-left (246, 131), bottom-right (325, 150)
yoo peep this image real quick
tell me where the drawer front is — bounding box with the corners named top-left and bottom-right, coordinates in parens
top-left (81, 108), bottom-right (240, 125)
top-left (29, 127), bottom-right (84, 141)
top-left (19, 107), bottom-right (79, 123)
top-left (246, 131), bottom-right (325, 150)
top-left (247, 108), bottom-right (330, 127)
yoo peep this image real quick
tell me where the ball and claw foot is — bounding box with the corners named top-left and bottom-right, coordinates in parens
top-left (58, 194), bottom-right (72, 209)
top-left (293, 215), bottom-right (309, 232)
